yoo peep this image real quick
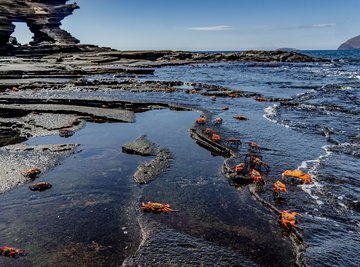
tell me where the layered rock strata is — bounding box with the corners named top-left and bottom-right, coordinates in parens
top-left (0, 0), bottom-right (79, 48)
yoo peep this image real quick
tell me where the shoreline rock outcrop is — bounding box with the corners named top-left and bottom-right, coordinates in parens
top-left (0, 0), bottom-right (79, 54)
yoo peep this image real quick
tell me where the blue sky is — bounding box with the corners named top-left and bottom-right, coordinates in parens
top-left (13, 0), bottom-right (360, 50)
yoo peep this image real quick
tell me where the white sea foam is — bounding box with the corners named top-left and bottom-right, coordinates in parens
top-left (263, 104), bottom-right (291, 128)
top-left (263, 104), bottom-right (277, 123)
top-left (297, 145), bottom-right (333, 204)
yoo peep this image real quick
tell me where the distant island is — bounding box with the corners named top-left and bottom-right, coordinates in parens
top-left (338, 35), bottom-right (360, 50)
top-left (275, 48), bottom-right (300, 52)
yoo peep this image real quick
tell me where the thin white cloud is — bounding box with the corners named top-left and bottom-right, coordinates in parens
top-left (311, 23), bottom-right (336, 28)
top-left (187, 25), bottom-right (233, 31)
top-left (280, 23), bottom-right (337, 30)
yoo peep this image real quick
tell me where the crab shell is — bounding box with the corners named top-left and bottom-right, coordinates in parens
top-left (29, 182), bottom-right (52, 191)
top-left (196, 118), bottom-right (206, 124)
top-left (21, 168), bottom-right (41, 178)
top-left (141, 202), bottom-right (175, 213)
top-left (211, 134), bottom-right (221, 142)
top-left (0, 247), bottom-right (25, 257)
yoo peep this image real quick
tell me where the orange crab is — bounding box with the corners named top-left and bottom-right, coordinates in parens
top-left (250, 169), bottom-right (264, 184)
top-left (196, 117), bottom-right (206, 124)
top-left (211, 133), bottom-right (221, 143)
top-left (141, 202), bottom-right (176, 213)
top-left (255, 97), bottom-right (267, 102)
top-left (227, 93), bottom-right (237, 98)
top-left (203, 128), bottom-right (217, 136)
top-left (21, 168), bottom-right (41, 178)
top-left (234, 163), bottom-right (248, 174)
top-left (250, 156), bottom-right (270, 172)
top-left (248, 142), bottom-right (261, 152)
top-left (273, 181), bottom-right (287, 198)
top-left (233, 115), bottom-right (248, 121)
top-left (0, 246), bottom-right (25, 257)
top-left (279, 210), bottom-right (300, 229)
top-left (29, 182), bottom-right (52, 191)
top-left (282, 169), bottom-right (312, 184)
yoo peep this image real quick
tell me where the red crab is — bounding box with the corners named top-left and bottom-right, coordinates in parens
top-left (21, 168), bottom-right (41, 178)
top-left (0, 246), bottom-right (25, 257)
top-left (29, 182), bottom-right (52, 191)
top-left (141, 202), bottom-right (176, 213)
top-left (211, 133), bottom-right (221, 143)
top-left (196, 117), bottom-right (206, 124)
top-left (248, 142), bottom-right (261, 152)
top-left (282, 169), bottom-right (312, 184)
top-left (203, 128), bottom-right (217, 136)
top-left (273, 181), bottom-right (287, 198)
top-left (250, 169), bottom-right (264, 184)
top-left (233, 115), bottom-right (248, 121)
top-left (279, 210), bottom-right (300, 229)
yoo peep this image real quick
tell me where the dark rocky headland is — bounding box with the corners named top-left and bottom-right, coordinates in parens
top-left (338, 35), bottom-right (360, 50)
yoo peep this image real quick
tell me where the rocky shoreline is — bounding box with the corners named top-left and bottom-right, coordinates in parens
top-left (0, 46), bottom-right (323, 266)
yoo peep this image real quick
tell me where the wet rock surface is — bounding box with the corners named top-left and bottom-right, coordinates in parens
top-left (0, 143), bottom-right (78, 194)
top-left (122, 136), bottom-right (172, 184)
top-left (122, 217), bottom-right (258, 267)
top-left (133, 149), bottom-right (172, 184)
top-left (122, 135), bottom-right (160, 156)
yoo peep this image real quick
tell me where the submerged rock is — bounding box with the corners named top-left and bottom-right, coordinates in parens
top-left (122, 136), bottom-right (172, 184)
top-left (133, 149), bottom-right (172, 184)
top-left (122, 135), bottom-right (160, 156)
top-left (122, 218), bottom-right (258, 267)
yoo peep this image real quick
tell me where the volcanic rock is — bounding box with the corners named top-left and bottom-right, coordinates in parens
top-left (0, 0), bottom-right (79, 50)
top-left (122, 136), bottom-right (172, 184)
top-left (338, 35), bottom-right (360, 50)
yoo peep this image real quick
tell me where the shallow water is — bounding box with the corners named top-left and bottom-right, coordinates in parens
top-left (0, 109), bottom-right (297, 266)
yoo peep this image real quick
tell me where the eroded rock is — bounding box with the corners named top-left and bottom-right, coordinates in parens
top-left (122, 135), bottom-right (160, 156)
top-left (0, 0), bottom-right (79, 48)
top-left (122, 136), bottom-right (172, 184)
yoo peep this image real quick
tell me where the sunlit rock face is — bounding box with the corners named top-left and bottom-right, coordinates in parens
top-left (0, 0), bottom-right (79, 46)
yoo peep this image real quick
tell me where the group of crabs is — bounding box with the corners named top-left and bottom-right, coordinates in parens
top-left (1, 167), bottom-right (55, 257)
top-left (142, 99), bottom-right (313, 232)
top-left (196, 103), bottom-right (312, 230)
top-left (203, 108), bottom-right (313, 229)
top-left (1, 123), bottom-right (80, 257)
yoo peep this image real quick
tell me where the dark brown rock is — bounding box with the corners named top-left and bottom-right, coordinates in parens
top-left (0, 0), bottom-right (79, 49)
